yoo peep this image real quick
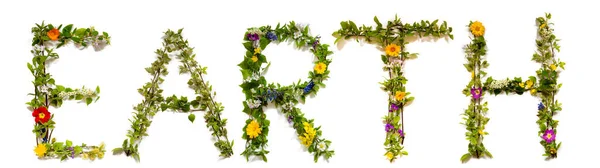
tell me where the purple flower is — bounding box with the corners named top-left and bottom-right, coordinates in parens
top-left (389, 103), bottom-right (399, 112)
top-left (538, 102), bottom-right (545, 111)
top-left (68, 147), bottom-right (75, 158)
top-left (288, 115), bottom-right (294, 123)
top-left (266, 32), bottom-right (277, 41)
top-left (385, 123), bottom-right (394, 132)
top-left (398, 129), bottom-right (404, 137)
top-left (471, 87), bottom-right (482, 99)
top-left (542, 129), bottom-right (556, 143)
top-left (247, 33), bottom-right (259, 41)
top-left (312, 36), bottom-right (321, 50)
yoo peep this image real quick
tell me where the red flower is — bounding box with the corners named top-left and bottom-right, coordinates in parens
top-left (32, 107), bottom-right (51, 123)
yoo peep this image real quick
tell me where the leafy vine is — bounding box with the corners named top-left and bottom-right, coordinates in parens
top-left (461, 13), bottom-right (563, 162)
top-left (28, 22), bottom-right (110, 161)
top-left (332, 15), bottom-right (453, 162)
top-left (113, 29), bottom-right (233, 161)
top-left (239, 22), bottom-right (334, 162)
top-left (460, 20), bottom-right (493, 163)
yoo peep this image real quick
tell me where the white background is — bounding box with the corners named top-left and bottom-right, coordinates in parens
top-left (0, 0), bottom-right (597, 167)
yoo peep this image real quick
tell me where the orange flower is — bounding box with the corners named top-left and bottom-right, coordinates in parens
top-left (47, 28), bottom-right (60, 41)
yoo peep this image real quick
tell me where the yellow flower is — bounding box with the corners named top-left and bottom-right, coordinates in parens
top-left (298, 122), bottom-right (316, 147)
top-left (82, 153), bottom-right (89, 160)
top-left (470, 21), bottom-right (485, 37)
top-left (314, 62), bottom-right (327, 74)
top-left (254, 48), bottom-right (261, 54)
top-left (34, 144), bottom-right (47, 158)
top-left (245, 120), bottom-right (262, 139)
top-left (385, 152), bottom-right (394, 160)
top-left (394, 91), bottom-right (406, 101)
top-left (478, 129), bottom-right (484, 135)
top-left (540, 24), bottom-right (546, 29)
top-left (251, 55), bottom-right (258, 62)
top-left (530, 89), bottom-right (537, 95)
top-left (525, 80), bottom-right (533, 89)
top-left (519, 82), bottom-right (525, 88)
top-left (385, 44), bottom-right (401, 57)
top-left (471, 71), bottom-right (475, 79)
top-left (550, 64), bottom-right (557, 71)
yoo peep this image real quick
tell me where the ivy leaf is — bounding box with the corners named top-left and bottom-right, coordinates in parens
top-left (188, 114), bottom-right (196, 123)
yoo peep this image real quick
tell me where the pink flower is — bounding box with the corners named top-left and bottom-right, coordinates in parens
top-left (542, 129), bottom-right (556, 143)
top-left (471, 87), bottom-right (482, 99)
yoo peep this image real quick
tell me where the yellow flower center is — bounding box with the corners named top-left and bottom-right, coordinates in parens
top-left (38, 113), bottom-right (45, 119)
top-left (474, 90), bottom-right (480, 95)
top-left (546, 133), bottom-right (552, 139)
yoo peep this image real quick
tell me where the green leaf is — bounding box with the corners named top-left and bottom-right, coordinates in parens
top-left (112, 148), bottom-right (124, 155)
top-left (401, 151), bottom-right (408, 155)
top-left (460, 153), bottom-right (471, 163)
top-left (374, 16), bottom-right (382, 28)
top-left (95, 86), bottom-right (100, 93)
top-left (340, 21), bottom-right (349, 30)
top-left (66, 140), bottom-right (72, 147)
top-left (86, 97), bottom-right (93, 105)
top-left (381, 55), bottom-right (388, 64)
top-left (62, 24), bottom-right (73, 34)
top-left (188, 114), bottom-right (196, 123)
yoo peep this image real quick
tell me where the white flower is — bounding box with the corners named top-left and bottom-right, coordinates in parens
top-left (246, 99), bottom-right (262, 109)
top-left (39, 85), bottom-right (49, 93)
top-left (489, 79), bottom-right (509, 89)
top-left (247, 28), bottom-right (262, 35)
top-left (296, 23), bottom-right (309, 32)
top-left (57, 88), bottom-right (96, 99)
top-left (317, 142), bottom-right (326, 151)
top-left (32, 45), bottom-right (46, 52)
top-left (294, 23), bottom-right (310, 40)
top-left (282, 103), bottom-right (294, 111)
top-left (384, 57), bottom-right (404, 69)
